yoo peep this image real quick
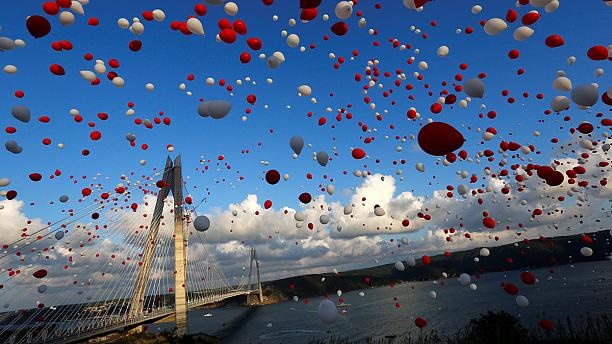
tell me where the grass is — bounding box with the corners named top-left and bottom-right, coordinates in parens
top-left (310, 312), bottom-right (612, 344)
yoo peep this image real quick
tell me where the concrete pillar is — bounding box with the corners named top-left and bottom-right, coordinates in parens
top-left (172, 156), bottom-right (188, 336)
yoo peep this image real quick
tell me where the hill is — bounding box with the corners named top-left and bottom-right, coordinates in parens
top-left (261, 230), bottom-right (611, 301)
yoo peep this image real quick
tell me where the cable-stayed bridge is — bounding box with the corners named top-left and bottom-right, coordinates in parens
top-left (0, 156), bottom-right (263, 343)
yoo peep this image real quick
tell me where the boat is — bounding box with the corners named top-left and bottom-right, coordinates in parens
top-left (203, 313), bottom-right (213, 317)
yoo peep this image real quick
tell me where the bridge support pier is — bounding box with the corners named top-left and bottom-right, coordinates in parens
top-left (128, 156), bottom-right (189, 338)
top-left (247, 248), bottom-right (264, 305)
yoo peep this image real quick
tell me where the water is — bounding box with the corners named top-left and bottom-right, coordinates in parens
top-left (153, 261), bottom-right (612, 343)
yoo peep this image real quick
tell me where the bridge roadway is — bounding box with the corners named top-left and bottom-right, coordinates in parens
top-left (47, 290), bottom-right (251, 344)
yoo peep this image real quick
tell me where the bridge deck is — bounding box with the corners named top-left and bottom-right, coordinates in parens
top-left (24, 290), bottom-right (252, 344)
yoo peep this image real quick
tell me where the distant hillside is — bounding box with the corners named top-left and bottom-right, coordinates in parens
top-left (262, 230), bottom-right (612, 300)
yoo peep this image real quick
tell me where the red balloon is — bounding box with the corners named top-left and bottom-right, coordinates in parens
top-left (219, 29), bottom-right (237, 43)
top-left (415, 317), bottom-right (427, 329)
top-left (42, 2), bottom-right (59, 15)
top-left (586, 45), bottom-right (608, 60)
top-left (417, 122), bottom-right (464, 156)
top-left (298, 192), bottom-right (312, 204)
top-left (6, 190), bottom-right (17, 200)
top-left (351, 148), bottom-right (366, 159)
top-left (521, 11), bottom-right (540, 25)
top-left (33, 269), bottom-right (48, 279)
top-left (520, 271), bottom-right (536, 285)
top-left (577, 122), bottom-right (594, 134)
top-left (421, 255), bottom-right (430, 265)
top-left (247, 94), bottom-right (256, 105)
top-left (505, 9), bottom-right (518, 23)
top-left (233, 20), bottom-right (247, 35)
top-left (246, 37), bottom-right (263, 50)
top-left (503, 283), bottom-right (519, 295)
top-left (331, 22), bottom-right (348, 36)
top-left (29, 173), bottom-right (42, 182)
top-left (301, 8), bottom-right (318, 21)
top-left (483, 217), bottom-right (496, 229)
top-left (538, 319), bottom-right (554, 331)
top-left (430, 103), bottom-right (442, 114)
top-left (90, 131), bottom-right (102, 140)
top-left (240, 52), bottom-right (251, 63)
top-left (56, 0), bottom-right (71, 8)
top-left (265, 170), bottom-right (281, 185)
top-left (544, 34), bottom-right (564, 48)
top-left (82, 188), bottom-right (92, 197)
top-left (194, 4), bottom-right (207, 16)
top-left (218, 18), bottom-right (232, 30)
top-left (300, 0), bottom-right (322, 9)
top-left (264, 200), bottom-right (272, 209)
top-left (49, 64), bottom-right (65, 76)
top-left (26, 15), bottom-right (52, 39)
top-left (129, 40), bottom-right (142, 52)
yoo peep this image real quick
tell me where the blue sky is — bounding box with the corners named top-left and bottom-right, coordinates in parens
top-left (0, 1), bottom-right (610, 240)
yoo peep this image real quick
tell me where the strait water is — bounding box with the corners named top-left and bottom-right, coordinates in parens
top-left (152, 260), bottom-right (612, 343)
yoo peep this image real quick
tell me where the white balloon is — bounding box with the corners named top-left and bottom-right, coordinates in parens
top-left (513, 26), bottom-right (534, 41)
top-left (335, 1), bottom-right (353, 19)
top-left (530, 0), bottom-right (554, 7)
top-left (545, 0), bottom-right (559, 13)
top-left (118, 18), bottom-right (130, 29)
top-left (483, 18), bottom-right (507, 35)
top-left (429, 291), bottom-right (437, 299)
top-left (416, 162), bottom-right (425, 172)
top-left (471, 5), bottom-right (482, 14)
top-left (469, 283), bottom-right (478, 291)
top-left (60, 11), bottom-right (75, 26)
top-left (3, 65), bottom-right (17, 74)
top-left (516, 295), bottom-right (529, 307)
top-left (479, 248), bottom-right (490, 257)
top-left (187, 18), bottom-right (205, 36)
top-left (298, 85), bottom-right (312, 96)
top-left (0, 178), bottom-right (10, 187)
top-left (112, 77), bottom-right (125, 87)
top-left (457, 273), bottom-right (471, 286)
top-left (394, 261), bottom-right (405, 271)
top-left (79, 70), bottom-right (96, 81)
top-left (224, 2), bottom-right (239, 16)
top-left (553, 76), bottom-right (572, 91)
top-left (437, 45), bottom-right (449, 57)
top-left (287, 34), bottom-right (300, 48)
top-left (343, 205), bottom-right (353, 215)
top-left (152, 9), bottom-right (166, 22)
top-left (130, 21), bottom-right (145, 35)
top-left (326, 184), bottom-right (335, 195)
top-left (319, 214), bottom-right (330, 225)
top-left (580, 247), bottom-right (593, 257)
top-left (71, 1), bottom-right (85, 15)
top-left (318, 300), bottom-right (338, 324)
top-left (406, 255), bottom-right (416, 266)
top-left (294, 212), bottom-right (305, 222)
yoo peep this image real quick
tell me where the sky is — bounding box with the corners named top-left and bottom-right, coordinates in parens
top-left (0, 0), bottom-right (610, 310)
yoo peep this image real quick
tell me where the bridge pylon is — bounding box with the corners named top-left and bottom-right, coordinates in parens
top-left (247, 247), bottom-right (264, 304)
top-left (128, 156), bottom-right (189, 336)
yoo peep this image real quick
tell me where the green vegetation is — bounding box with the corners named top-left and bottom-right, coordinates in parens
top-left (310, 312), bottom-right (612, 344)
top-left (264, 230), bottom-right (610, 300)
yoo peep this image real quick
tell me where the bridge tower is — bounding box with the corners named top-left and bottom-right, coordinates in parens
top-left (247, 247), bottom-right (264, 304)
top-left (128, 156), bottom-right (189, 336)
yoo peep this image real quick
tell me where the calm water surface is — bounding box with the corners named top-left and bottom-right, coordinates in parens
top-left (153, 261), bottom-right (612, 343)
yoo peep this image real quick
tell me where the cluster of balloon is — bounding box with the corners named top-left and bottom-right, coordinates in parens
top-left (193, 215), bottom-right (211, 232)
top-left (197, 100), bottom-right (232, 119)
